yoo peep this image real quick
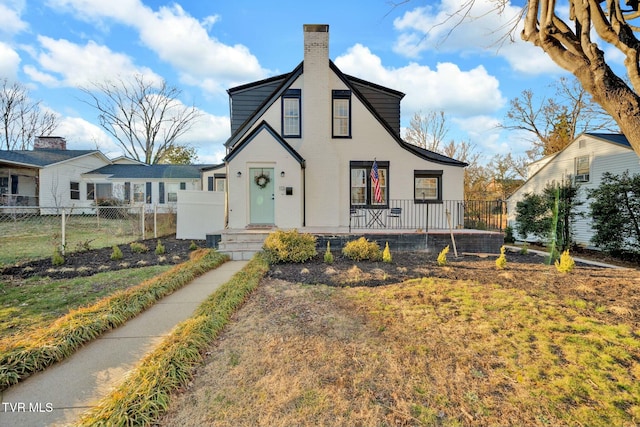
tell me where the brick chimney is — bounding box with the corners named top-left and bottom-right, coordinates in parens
top-left (34, 136), bottom-right (67, 150)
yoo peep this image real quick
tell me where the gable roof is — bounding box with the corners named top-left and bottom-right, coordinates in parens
top-left (84, 164), bottom-right (210, 179)
top-left (224, 121), bottom-right (305, 165)
top-left (224, 60), bottom-right (466, 167)
top-left (0, 149), bottom-right (107, 168)
top-left (508, 132), bottom-right (633, 199)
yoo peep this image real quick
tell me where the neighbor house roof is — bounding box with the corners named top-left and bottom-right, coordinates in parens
top-left (84, 164), bottom-right (211, 179)
top-left (584, 132), bottom-right (630, 147)
top-left (0, 149), bottom-right (106, 168)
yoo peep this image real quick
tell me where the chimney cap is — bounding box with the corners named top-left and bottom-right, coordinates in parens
top-left (303, 24), bottom-right (329, 33)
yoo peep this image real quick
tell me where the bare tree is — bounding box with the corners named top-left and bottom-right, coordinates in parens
top-left (404, 111), bottom-right (449, 151)
top-left (503, 77), bottom-right (617, 158)
top-left (0, 78), bottom-right (58, 150)
top-left (80, 75), bottom-right (201, 164)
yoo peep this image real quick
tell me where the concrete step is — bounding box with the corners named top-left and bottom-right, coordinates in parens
top-left (212, 230), bottom-right (270, 261)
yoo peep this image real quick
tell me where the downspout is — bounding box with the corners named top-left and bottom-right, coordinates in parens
top-left (302, 160), bottom-right (306, 227)
top-left (224, 161), bottom-right (229, 229)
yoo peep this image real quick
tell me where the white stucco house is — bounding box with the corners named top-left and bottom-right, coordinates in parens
top-left (507, 132), bottom-right (640, 248)
top-left (222, 24), bottom-right (467, 231)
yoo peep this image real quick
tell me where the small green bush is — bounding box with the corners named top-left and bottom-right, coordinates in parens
top-left (52, 247), bottom-right (64, 266)
top-left (323, 242), bottom-right (334, 264)
top-left (189, 241), bottom-right (198, 251)
top-left (520, 242), bottom-right (529, 255)
top-left (130, 242), bottom-right (149, 253)
top-left (262, 229), bottom-right (317, 264)
top-left (437, 245), bottom-right (449, 266)
top-left (382, 242), bottom-right (392, 263)
top-left (495, 246), bottom-right (507, 270)
top-left (504, 225), bottom-right (515, 244)
top-left (342, 237), bottom-right (381, 261)
top-left (110, 245), bottom-right (123, 260)
top-left (555, 249), bottom-right (576, 273)
top-left (155, 240), bottom-right (166, 255)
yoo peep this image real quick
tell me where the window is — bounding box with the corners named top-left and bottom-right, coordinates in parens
top-left (1, 176), bottom-right (9, 195)
top-left (414, 170), bottom-right (443, 203)
top-left (333, 90), bottom-right (351, 137)
top-left (207, 176), bottom-right (214, 191)
top-left (180, 182), bottom-right (186, 190)
top-left (133, 183), bottom-right (145, 202)
top-left (70, 182), bottom-right (80, 200)
top-left (214, 174), bottom-right (226, 192)
top-left (159, 182), bottom-right (165, 204)
top-left (96, 183), bottom-right (112, 201)
top-left (575, 155), bottom-right (590, 182)
top-left (350, 161), bottom-right (388, 207)
top-left (146, 182), bottom-right (152, 204)
top-left (167, 183), bottom-right (179, 202)
top-left (282, 89), bottom-right (301, 137)
top-left (87, 183), bottom-right (95, 200)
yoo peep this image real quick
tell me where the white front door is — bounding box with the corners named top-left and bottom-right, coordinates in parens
top-left (249, 168), bottom-right (274, 224)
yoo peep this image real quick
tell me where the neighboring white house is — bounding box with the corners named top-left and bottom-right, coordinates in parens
top-left (0, 136), bottom-right (213, 212)
top-left (507, 132), bottom-right (640, 248)
top-left (223, 24), bottom-right (467, 231)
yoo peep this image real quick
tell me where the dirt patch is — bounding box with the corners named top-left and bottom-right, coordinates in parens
top-left (267, 249), bottom-right (640, 326)
top-left (0, 236), bottom-right (205, 279)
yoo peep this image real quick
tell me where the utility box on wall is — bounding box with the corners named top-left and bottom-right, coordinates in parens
top-left (286, 187), bottom-right (293, 195)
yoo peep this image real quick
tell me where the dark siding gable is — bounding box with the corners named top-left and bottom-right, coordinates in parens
top-left (349, 80), bottom-right (403, 137)
top-left (228, 76), bottom-right (288, 135)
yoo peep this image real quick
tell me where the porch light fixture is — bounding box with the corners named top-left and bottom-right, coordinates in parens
top-left (280, 171), bottom-right (285, 177)
top-left (237, 171), bottom-right (242, 177)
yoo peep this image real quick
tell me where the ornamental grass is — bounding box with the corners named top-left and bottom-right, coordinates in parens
top-left (77, 253), bottom-right (269, 427)
top-left (0, 249), bottom-right (228, 391)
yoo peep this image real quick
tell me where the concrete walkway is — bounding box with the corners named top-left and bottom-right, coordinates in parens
top-left (0, 260), bottom-right (249, 427)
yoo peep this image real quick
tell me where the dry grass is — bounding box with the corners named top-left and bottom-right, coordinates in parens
top-left (160, 277), bottom-right (640, 427)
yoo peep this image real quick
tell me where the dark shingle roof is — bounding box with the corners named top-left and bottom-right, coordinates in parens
top-left (85, 164), bottom-right (210, 179)
top-left (0, 149), bottom-right (99, 167)
top-left (585, 132), bottom-right (630, 147)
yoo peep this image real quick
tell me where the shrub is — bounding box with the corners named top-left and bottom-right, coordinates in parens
top-left (130, 242), bottom-right (149, 253)
top-left (555, 249), bottom-right (576, 273)
top-left (437, 245), bottom-right (449, 266)
top-left (110, 245), bottom-right (123, 261)
top-left (382, 242), bottom-right (392, 263)
top-left (323, 242), bottom-right (334, 264)
top-left (51, 247), bottom-right (64, 266)
top-left (189, 241), bottom-right (198, 251)
top-left (520, 242), bottom-right (529, 255)
top-left (262, 230), bottom-right (317, 264)
top-left (495, 246), bottom-right (507, 270)
top-left (504, 226), bottom-right (515, 244)
top-left (155, 240), bottom-right (166, 255)
top-left (342, 237), bottom-right (381, 261)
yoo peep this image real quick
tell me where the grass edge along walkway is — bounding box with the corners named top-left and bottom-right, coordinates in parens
top-left (0, 249), bottom-right (229, 391)
top-left (76, 253), bottom-right (269, 427)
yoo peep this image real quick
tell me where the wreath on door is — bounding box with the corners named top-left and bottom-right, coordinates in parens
top-left (254, 172), bottom-right (271, 189)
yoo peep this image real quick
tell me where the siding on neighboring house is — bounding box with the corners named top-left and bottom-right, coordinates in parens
top-left (507, 133), bottom-right (640, 248)
top-left (39, 154), bottom-right (111, 207)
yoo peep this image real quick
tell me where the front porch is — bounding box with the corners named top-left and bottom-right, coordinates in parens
top-left (207, 227), bottom-right (504, 261)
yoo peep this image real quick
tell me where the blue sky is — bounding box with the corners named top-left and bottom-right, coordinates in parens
top-left (1, 0), bottom-right (580, 164)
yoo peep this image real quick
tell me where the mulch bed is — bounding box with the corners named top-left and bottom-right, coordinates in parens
top-left (1, 236), bottom-right (205, 280)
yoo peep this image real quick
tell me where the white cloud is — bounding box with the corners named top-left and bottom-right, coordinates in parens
top-left (392, 0), bottom-right (561, 75)
top-left (56, 116), bottom-right (122, 155)
top-left (46, 0), bottom-right (268, 94)
top-left (25, 36), bottom-right (161, 87)
top-left (0, 41), bottom-right (20, 78)
top-left (0, 1), bottom-right (28, 37)
top-left (335, 43), bottom-right (506, 118)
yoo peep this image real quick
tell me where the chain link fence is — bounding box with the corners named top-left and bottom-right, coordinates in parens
top-left (0, 205), bottom-right (177, 265)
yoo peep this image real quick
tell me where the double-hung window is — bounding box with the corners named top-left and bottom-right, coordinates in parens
top-left (333, 90), bottom-right (351, 138)
top-left (133, 183), bottom-right (145, 203)
top-left (282, 89), bottom-right (301, 137)
top-left (574, 155), bottom-right (590, 182)
top-left (350, 161), bottom-right (388, 207)
top-left (70, 182), bottom-right (80, 200)
top-left (414, 170), bottom-right (443, 203)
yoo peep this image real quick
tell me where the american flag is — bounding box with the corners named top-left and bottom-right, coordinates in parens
top-left (371, 160), bottom-right (382, 203)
